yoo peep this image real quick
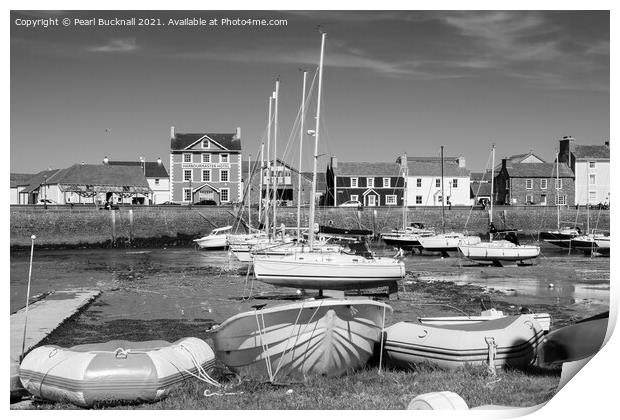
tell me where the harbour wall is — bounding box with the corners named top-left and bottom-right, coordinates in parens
top-left (10, 205), bottom-right (610, 249)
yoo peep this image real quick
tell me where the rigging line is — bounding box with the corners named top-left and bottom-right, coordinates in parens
top-left (464, 149), bottom-right (493, 231)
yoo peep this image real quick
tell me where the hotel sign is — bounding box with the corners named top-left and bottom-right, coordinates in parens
top-left (182, 163), bottom-right (231, 169)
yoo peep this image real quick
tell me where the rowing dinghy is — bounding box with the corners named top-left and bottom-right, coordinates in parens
top-left (384, 315), bottom-right (545, 370)
top-left (418, 309), bottom-right (551, 332)
top-left (19, 337), bottom-right (216, 407)
top-left (210, 299), bottom-right (392, 380)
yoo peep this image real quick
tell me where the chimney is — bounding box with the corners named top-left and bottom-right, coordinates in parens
top-left (501, 158), bottom-right (507, 170)
top-left (558, 135), bottom-right (574, 168)
top-left (103, 156), bottom-right (109, 165)
top-left (235, 127), bottom-right (241, 140)
top-left (457, 155), bottom-right (466, 168)
top-left (604, 140), bottom-right (609, 148)
top-left (170, 126), bottom-right (175, 140)
top-left (330, 156), bottom-right (338, 169)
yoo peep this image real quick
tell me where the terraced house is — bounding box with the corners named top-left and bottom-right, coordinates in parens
top-left (169, 126), bottom-right (242, 205)
top-left (325, 157), bottom-right (405, 207)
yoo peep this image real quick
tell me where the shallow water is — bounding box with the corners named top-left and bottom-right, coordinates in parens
top-left (10, 242), bottom-right (609, 327)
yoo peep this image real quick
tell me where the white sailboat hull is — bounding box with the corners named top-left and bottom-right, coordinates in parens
top-left (210, 299), bottom-right (392, 379)
top-left (458, 241), bottom-right (540, 262)
top-left (418, 234), bottom-right (481, 251)
top-left (194, 235), bottom-right (228, 249)
top-left (253, 253), bottom-right (405, 290)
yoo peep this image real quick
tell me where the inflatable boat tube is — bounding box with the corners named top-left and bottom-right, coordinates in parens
top-left (19, 337), bottom-right (215, 407)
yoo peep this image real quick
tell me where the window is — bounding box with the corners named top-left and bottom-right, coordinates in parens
top-left (154, 179), bottom-right (160, 186)
top-left (505, 180), bottom-right (509, 189)
top-left (589, 191), bottom-right (597, 203)
top-left (541, 179), bottom-right (547, 189)
top-left (202, 170), bottom-right (211, 182)
top-left (351, 177), bottom-right (358, 188)
top-left (452, 179), bottom-right (458, 188)
top-left (220, 188), bottom-right (229, 203)
top-left (526, 179), bottom-right (533, 189)
top-left (589, 161), bottom-right (596, 169)
top-left (435, 179), bottom-right (441, 188)
top-left (540, 194), bottom-right (547, 205)
top-left (556, 195), bottom-right (567, 205)
top-left (202, 153), bottom-right (211, 163)
top-left (526, 194), bottom-right (534, 204)
top-left (438, 195), bottom-right (443, 203)
top-left (350, 195), bottom-right (359, 202)
top-left (220, 154), bottom-right (229, 163)
top-left (386, 195), bottom-right (397, 205)
top-left (183, 188), bottom-right (192, 202)
top-left (416, 178), bottom-right (422, 188)
top-left (220, 169), bottom-right (229, 182)
top-left (183, 153), bottom-right (192, 163)
top-left (183, 170), bottom-right (192, 181)
top-left (589, 174), bottom-right (596, 185)
top-left (367, 178), bottom-right (374, 188)
top-left (202, 139), bottom-right (209, 148)
top-left (555, 179), bottom-right (562, 189)
top-left (416, 195), bottom-right (422, 204)
top-left (383, 178), bottom-right (390, 188)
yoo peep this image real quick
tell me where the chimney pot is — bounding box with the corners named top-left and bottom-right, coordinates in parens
top-left (235, 127), bottom-right (241, 140)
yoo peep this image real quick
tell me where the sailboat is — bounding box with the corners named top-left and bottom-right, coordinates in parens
top-left (253, 31), bottom-right (405, 291)
top-left (458, 145), bottom-right (540, 265)
top-left (380, 153), bottom-right (435, 252)
top-left (209, 299), bottom-right (392, 380)
top-left (539, 153), bottom-right (581, 248)
top-left (193, 225), bottom-right (233, 249)
top-left (417, 146), bottom-right (481, 256)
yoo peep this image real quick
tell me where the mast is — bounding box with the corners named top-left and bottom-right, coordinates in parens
top-left (258, 143), bottom-right (264, 227)
top-left (265, 95), bottom-right (273, 235)
top-left (402, 153), bottom-right (408, 231)
top-left (247, 153), bottom-right (251, 231)
top-left (440, 145), bottom-right (445, 234)
top-left (272, 79), bottom-right (280, 238)
top-left (297, 70), bottom-right (307, 241)
top-left (308, 31), bottom-right (326, 249)
top-left (490, 144), bottom-right (496, 241)
top-left (556, 151), bottom-right (560, 230)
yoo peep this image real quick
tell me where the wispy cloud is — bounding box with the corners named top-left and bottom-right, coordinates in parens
top-left (87, 38), bottom-right (138, 53)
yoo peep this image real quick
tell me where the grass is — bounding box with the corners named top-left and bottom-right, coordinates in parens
top-left (25, 364), bottom-right (560, 410)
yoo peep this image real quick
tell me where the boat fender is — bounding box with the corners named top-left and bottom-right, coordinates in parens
top-left (407, 391), bottom-right (469, 410)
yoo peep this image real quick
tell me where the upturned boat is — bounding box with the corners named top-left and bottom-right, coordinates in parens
top-left (209, 299), bottom-right (392, 380)
top-left (384, 315), bottom-right (545, 370)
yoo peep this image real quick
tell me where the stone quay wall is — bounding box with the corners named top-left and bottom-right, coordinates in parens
top-left (10, 205), bottom-right (610, 249)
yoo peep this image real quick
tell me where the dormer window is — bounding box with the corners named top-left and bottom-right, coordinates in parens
top-left (202, 139), bottom-right (210, 148)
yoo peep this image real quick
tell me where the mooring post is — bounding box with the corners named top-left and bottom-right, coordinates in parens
top-left (111, 209), bottom-right (116, 246)
top-left (128, 209), bottom-right (134, 244)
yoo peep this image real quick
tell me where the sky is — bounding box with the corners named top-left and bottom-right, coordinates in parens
top-left (10, 9), bottom-right (610, 174)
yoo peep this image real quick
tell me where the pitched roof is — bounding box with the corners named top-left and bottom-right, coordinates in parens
top-left (171, 133), bottom-right (242, 151)
top-left (21, 169), bottom-right (62, 193)
top-left (332, 162), bottom-right (403, 177)
top-left (302, 172), bottom-right (327, 191)
top-left (470, 171), bottom-right (493, 182)
top-left (108, 161), bottom-right (169, 178)
top-left (503, 162), bottom-right (573, 178)
top-left (10, 173), bottom-right (35, 188)
top-left (471, 183), bottom-right (493, 197)
top-left (47, 164), bottom-right (150, 187)
top-left (241, 158), bottom-right (299, 176)
top-left (407, 160), bottom-right (470, 177)
top-left (573, 144), bottom-right (609, 160)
